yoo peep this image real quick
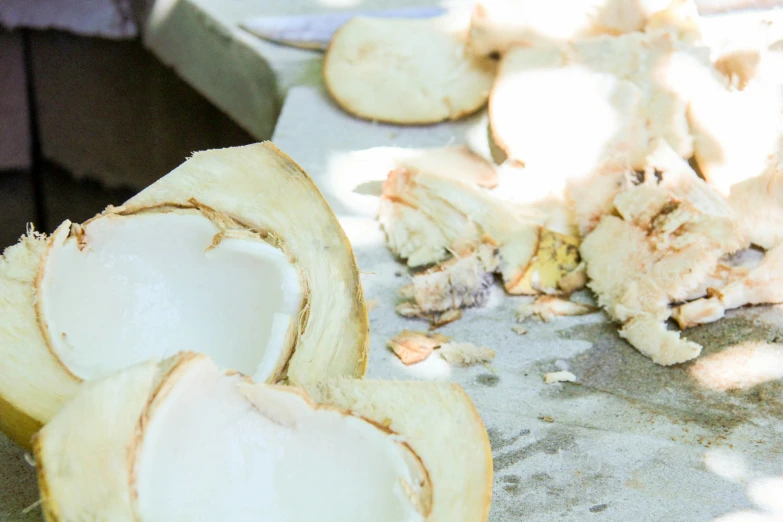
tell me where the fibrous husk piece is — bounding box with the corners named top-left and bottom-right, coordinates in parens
top-left (581, 141), bottom-right (748, 365)
top-left (437, 342), bottom-right (496, 367)
top-left (687, 65), bottom-right (783, 196)
top-left (727, 161), bottom-right (783, 250)
top-left (323, 15), bottom-right (497, 124)
top-left (467, 0), bottom-right (696, 57)
top-left (509, 228), bottom-right (581, 295)
top-left (388, 330), bottom-right (450, 365)
top-left (334, 145), bottom-right (499, 193)
top-left (565, 157), bottom-right (636, 236)
top-left (673, 243), bottom-right (783, 328)
top-left (517, 296), bottom-right (599, 323)
top-left (543, 371), bottom-right (577, 384)
top-left (34, 353), bottom-right (493, 522)
top-left (379, 167), bottom-right (579, 297)
top-left (489, 30), bottom-right (724, 180)
top-left (0, 143), bottom-right (368, 450)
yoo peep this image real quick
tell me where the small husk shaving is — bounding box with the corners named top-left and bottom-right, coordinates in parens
top-left (437, 342), bottom-right (496, 366)
top-left (388, 330), bottom-right (451, 365)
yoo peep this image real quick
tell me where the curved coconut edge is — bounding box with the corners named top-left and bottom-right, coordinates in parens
top-left (0, 142), bottom-right (369, 450)
top-left (323, 16), bottom-right (496, 125)
top-left (35, 353), bottom-right (492, 522)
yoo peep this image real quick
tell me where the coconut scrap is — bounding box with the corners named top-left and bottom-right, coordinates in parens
top-left (518, 296), bottom-right (599, 323)
top-left (379, 166), bottom-right (581, 302)
top-left (467, 0), bottom-right (697, 57)
top-left (437, 342), bottom-right (496, 367)
top-left (0, 143), bottom-right (369, 450)
top-left (727, 160), bottom-right (783, 250)
top-left (543, 370), bottom-right (577, 384)
top-left (34, 353), bottom-right (493, 522)
top-left (581, 141), bottom-right (748, 365)
top-left (323, 14), bottom-right (497, 124)
top-left (334, 145), bottom-right (499, 196)
top-left (490, 28), bottom-right (725, 181)
top-left (387, 330), bottom-right (450, 365)
top-left (674, 243), bottom-right (783, 328)
top-left (395, 248), bottom-right (497, 327)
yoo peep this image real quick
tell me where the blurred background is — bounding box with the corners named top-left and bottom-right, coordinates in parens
top-left (0, 0), bottom-right (259, 251)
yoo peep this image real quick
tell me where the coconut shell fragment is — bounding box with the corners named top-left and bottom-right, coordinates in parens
top-left (324, 15), bottom-right (497, 124)
top-left (35, 353), bottom-right (493, 522)
top-left (0, 142), bottom-right (368, 449)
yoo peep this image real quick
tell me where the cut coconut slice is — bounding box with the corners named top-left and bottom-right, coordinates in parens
top-left (0, 143), bottom-right (368, 449)
top-left (323, 15), bottom-right (497, 124)
top-left (34, 353), bottom-right (493, 522)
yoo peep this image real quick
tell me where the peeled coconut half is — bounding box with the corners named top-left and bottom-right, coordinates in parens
top-left (0, 143), bottom-right (368, 449)
top-left (34, 353), bottom-right (493, 522)
top-left (323, 15), bottom-right (497, 124)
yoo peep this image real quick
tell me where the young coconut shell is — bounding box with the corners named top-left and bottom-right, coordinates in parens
top-left (323, 15), bottom-right (497, 124)
top-left (0, 142), bottom-right (368, 450)
top-left (34, 353), bottom-right (493, 522)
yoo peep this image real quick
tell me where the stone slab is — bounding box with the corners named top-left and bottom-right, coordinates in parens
top-left (270, 86), bottom-right (783, 521)
top-left (0, 30), bottom-right (30, 171)
top-left (139, 0), bottom-right (441, 140)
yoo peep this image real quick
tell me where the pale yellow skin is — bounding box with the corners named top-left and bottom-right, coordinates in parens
top-left (0, 142), bottom-right (369, 450)
top-left (35, 354), bottom-right (493, 522)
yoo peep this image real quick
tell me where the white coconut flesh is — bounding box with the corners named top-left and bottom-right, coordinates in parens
top-left (37, 210), bottom-right (302, 382)
top-left (134, 359), bottom-right (430, 522)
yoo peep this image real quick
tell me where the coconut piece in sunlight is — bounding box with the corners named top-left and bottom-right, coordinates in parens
top-left (673, 243), bottom-right (783, 328)
top-left (489, 29), bottom-right (722, 180)
top-left (379, 167), bottom-right (580, 300)
top-left (688, 65), bottom-right (783, 196)
top-left (34, 353), bottom-right (493, 522)
top-left (323, 14), bottom-right (496, 124)
top-left (437, 342), bottom-right (496, 367)
top-left (0, 143), bottom-right (368, 449)
top-left (727, 160), bottom-right (783, 250)
top-left (336, 145), bottom-right (499, 193)
top-left (396, 242), bottom-right (499, 326)
top-left (517, 296), bottom-right (599, 323)
top-left (387, 330), bottom-right (450, 365)
top-left (581, 141), bottom-right (748, 365)
top-left (467, 0), bottom-right (692, 57)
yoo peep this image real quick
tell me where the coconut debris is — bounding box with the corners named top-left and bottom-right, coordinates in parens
top-left (437, 342), bottom-right (496, 367)
top-left (518, 296), bottom-right (599, 323)
top-left (543, 371), bottom-right (578, 384)
top-left (380, 164), bottom-right (583, 326)
top-left (387, 330), bottom-right (450, 365)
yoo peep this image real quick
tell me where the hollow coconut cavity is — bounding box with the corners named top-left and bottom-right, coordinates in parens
top-left (0, 143), bottom-right (369, 449)
top-left (35, 354), bottom-right (493, 522)
top-left (39, 207), bottom-right (302, 382)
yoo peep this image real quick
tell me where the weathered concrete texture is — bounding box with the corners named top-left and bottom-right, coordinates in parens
top-left (0, 0), bottom-right (137, 39)
top-left (272, 87), bottom-right (783, 521)
top-left (139, 0), bottom-right (441, 140)
top-left (29, 31), bottom-right (254, 190)
top-left (0, 31), bottom-right (30, 171)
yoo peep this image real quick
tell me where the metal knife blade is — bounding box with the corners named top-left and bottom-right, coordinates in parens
top-left (239, 6), bottom-right (448, 51)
